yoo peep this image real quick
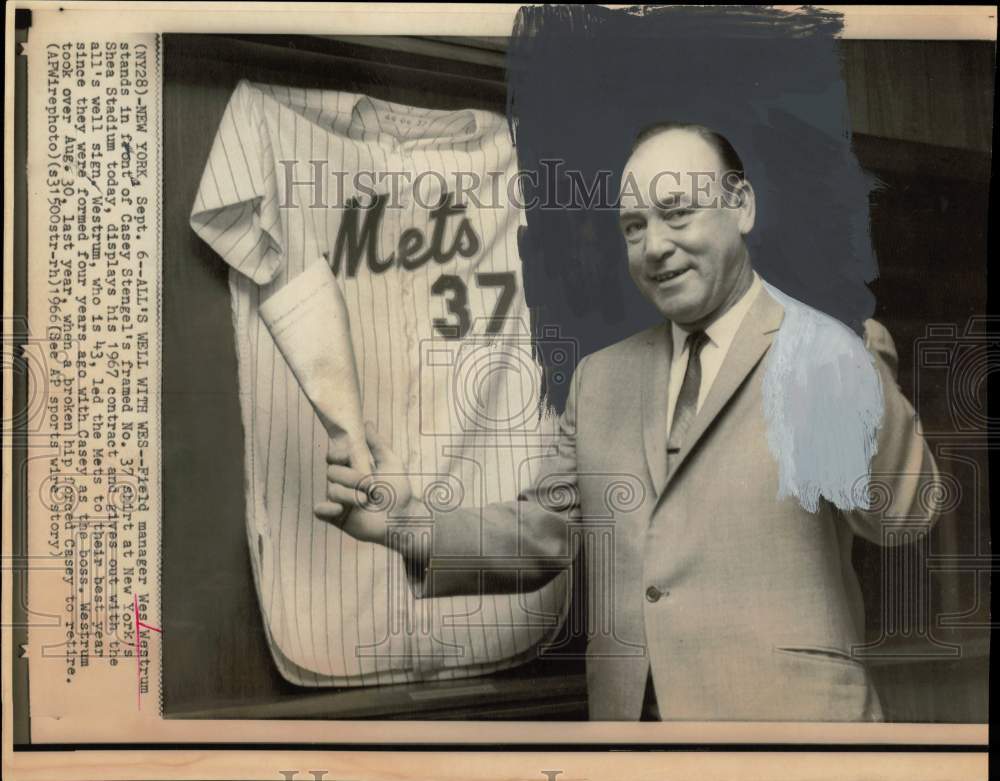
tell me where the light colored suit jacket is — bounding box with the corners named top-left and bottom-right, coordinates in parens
top-left (422, 287), bottom-right (939, 721)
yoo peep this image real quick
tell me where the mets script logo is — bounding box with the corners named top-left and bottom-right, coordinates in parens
top-left (322, 191), bottom-right (480, 278)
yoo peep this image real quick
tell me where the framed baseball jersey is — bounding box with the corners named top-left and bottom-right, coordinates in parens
top-left (189, 79), bottom-right (570, 686)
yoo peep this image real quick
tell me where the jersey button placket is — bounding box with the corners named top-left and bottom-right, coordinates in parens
top-left (397, 144), bottom-right (422, 474)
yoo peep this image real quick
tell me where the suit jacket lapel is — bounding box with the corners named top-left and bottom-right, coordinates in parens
top-left (641, 323), bottom-right (673, 498)
top-left (659, 288), bottom-right (785, 495)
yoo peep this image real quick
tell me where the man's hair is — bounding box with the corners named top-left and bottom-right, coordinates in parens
top-left (630, 122), bottom-right (746, 182)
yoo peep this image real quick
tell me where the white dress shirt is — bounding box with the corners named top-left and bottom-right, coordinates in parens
top-left (666, 272), bottom-right (763, 440)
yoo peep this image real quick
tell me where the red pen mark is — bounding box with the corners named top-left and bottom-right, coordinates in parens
top-left (134, 594), bottom-right (162, 710)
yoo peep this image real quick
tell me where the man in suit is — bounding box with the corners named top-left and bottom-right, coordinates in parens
top-left (317, 122), bottom-right (940, 721)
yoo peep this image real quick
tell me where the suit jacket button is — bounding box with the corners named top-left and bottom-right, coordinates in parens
top-left (645, 586), bottom-right (662, 603)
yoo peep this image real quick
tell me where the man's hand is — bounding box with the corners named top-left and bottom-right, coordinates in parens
top-left (315, 422), bottom-right (415, 547)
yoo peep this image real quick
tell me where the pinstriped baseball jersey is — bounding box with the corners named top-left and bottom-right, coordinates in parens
top-left (190, 80), bottom-right (569, 686)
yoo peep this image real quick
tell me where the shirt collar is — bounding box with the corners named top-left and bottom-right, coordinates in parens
top-left (671, 272), bottom-right (763, 357)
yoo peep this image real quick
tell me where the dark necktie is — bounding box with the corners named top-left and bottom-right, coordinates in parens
top-left (666, 330), bottom-right (708, 478)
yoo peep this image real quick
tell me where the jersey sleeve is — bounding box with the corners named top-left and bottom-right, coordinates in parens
top-left (190, 79), bottom-right (284, 285)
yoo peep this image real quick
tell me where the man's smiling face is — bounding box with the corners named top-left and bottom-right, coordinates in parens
top-left (619, 128), bottom-right (756, 330)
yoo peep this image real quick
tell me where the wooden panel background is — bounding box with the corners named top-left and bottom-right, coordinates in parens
top-left (841, 39), bottom-right (995, 154)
